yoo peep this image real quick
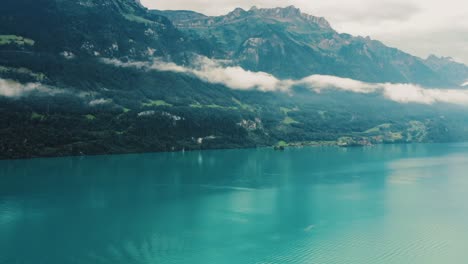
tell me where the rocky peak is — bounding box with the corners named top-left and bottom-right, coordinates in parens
top-left (247, 5), bottom-right (331, 29)
top-left (226, 7), bottom-right (247, 18)
top-left (427, 54), bottom-right (455, 63)
top-left (249, 5), bottom-right (301, 19)
top-left (301, 14), bottom-right (331, 29)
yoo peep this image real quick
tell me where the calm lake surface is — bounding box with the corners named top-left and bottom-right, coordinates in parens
top-left (1, 144), bottom-right (468, 264)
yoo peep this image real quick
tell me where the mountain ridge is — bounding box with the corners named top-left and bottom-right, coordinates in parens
top-left (154, 5), bottom-right (468, 87)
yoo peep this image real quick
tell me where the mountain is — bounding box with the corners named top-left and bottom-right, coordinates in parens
top-left (155, 6), bottom-right (468, 87)
top-left (424, 55), bottom-right (468, 86)
top-left (1, 1), bottom-right (468, 159)
top-left (0, 0), bottom-right (212, 62)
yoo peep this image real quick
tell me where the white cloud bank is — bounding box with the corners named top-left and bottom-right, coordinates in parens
top-left (102, 57), bottom-right (291, 92)
top-left (0, 78), bottom-right (63, 98)
top-left (102, 57), bottom-right (468, 106)
top-left (299, 76), bottom-right (468, 105)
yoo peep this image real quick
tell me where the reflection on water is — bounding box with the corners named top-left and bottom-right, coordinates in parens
top-left (1, 143), bottom-right (468, 263)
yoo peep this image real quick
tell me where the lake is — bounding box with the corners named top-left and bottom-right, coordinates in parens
top-left (1, 143), bottom-right (468, 264)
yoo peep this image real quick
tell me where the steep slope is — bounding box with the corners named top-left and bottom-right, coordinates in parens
top-left (155, 6), bottom-right (468, 87)
top-left (0, 0), bottom-right (210, 61)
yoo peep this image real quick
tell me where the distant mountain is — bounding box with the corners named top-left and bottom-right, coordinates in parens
top-left (155, 6), bottom-right (468, 87)
top-left (1, 1), bottom-right (468, 159)
top-left (424, 55), bottom-right (468, 86)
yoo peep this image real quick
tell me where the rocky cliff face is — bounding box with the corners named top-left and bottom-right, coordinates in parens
top-left (249, 5), bottom-right (331, 29)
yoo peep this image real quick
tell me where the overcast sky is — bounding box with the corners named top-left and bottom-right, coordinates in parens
top-left (141, 0), bottom-right (468, 64)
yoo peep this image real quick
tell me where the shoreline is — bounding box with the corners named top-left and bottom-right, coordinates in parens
top-left (0, 140), bottom-right (456, 161)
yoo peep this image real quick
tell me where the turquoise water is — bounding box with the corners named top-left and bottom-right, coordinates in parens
top-left (1, 144), bottom-right (468, 263)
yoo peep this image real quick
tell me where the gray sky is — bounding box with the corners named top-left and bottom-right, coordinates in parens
top-left (141, 0), bottom-right (468, 64)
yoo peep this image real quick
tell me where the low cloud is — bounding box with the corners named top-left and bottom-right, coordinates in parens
top-left (102, 57), bottom-right (290, 91)
top-left (462, 81), bottom-right (468, 87)
top-left (379, 84), bottom-right (468, 105)
top-left (0, 78), bottom-right (63, 98)
top-left (298, 75), bottom-right (376, 93)
top-left (103, 57), bottom-right (468, 106)
top-left (300, 77), bottom-right (468, 105)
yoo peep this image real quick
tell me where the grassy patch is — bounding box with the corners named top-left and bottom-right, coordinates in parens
top-left (142, 100), bottom-right (173, 107)
top-left (190, 102), bottom-right (237, 110)
top-left (280, 106), bottom-right (299, 115)
top-left (84, 114), bottom-right (96, 121)
top-left (280, 107), bottom-right (292, 115)
top-left (232, 98), bottom-right (255, 112)
top-left (388, 132), bottom-right (404, 141)
top-left (31, 112), bottom-right (45, 121)
top-left (364, 123), bottom-right (392, 134)
top-left (282, 117), bottom-right (299, 125)
top-left (277, 140), bottom-right (288, 147)
top-left (0, 35), bottom-right (35, 46)
top-left (0, 66), bottom-right (46, 81)
top-left (189, 103), bottom-right (203, 108)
